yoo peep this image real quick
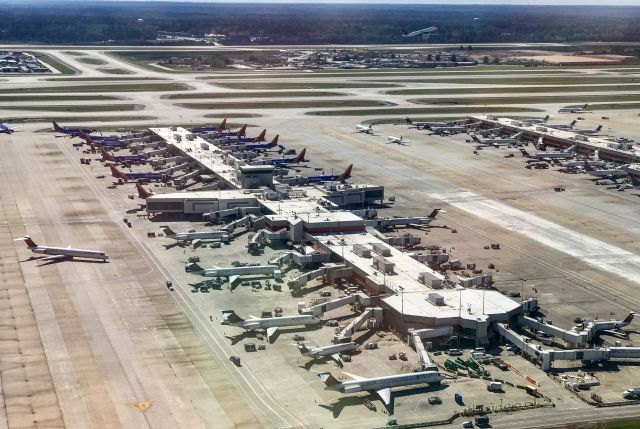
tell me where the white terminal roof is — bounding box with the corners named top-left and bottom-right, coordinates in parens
top-left (147, 189), bottom-right (256, 201)
top-left (151, 127), bottom-right (242, 189)
top-left (472, 115), bottom-right (640, 157)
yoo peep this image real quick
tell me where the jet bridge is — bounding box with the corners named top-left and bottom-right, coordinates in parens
top-left (334, 307), bottom-right (383, 343)
top-left (301, 292), bottom-right (372, 317)
top-left (174, 168), bottom-right (205, 187)
top-left (520, 316), bottom-right (591, 348)
top-left (287, 264), bottom-right (353, 289)
top-left (151, 156), bottom-right (187, 167)
top-left (162, 162), bottom-right (193, 176)
top-left (409, 328), bottom-right (452, 370)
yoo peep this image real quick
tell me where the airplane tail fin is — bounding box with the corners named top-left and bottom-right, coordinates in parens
top-left (160, 226), bottom-right (176, 237)
top-left (584, 160), bottom-right (593, 172)
top-left (254, 129), bottom-right (266, 142)
top-left (269, 135), bottom-right (279, 148)
top-left (52, 120), bottom-right (63, 133)
top-left (297, 344), bottom-right (310, 354)
top-left (15, 235), bottom-right (37, 248)
top-left (544, 115), bottom-right (550, 122)
top-left (471, 135), bottom-right (480, 142)
top-left (222, 310), bottom-right (245, 324)
top-left (108, 163), bottom-right (124, 179)
top-left (185, 262), bottom-right (204, 272)
top-left (570, 120), bottom-right (577, 128)
top-left (294, 148), bottom-right (307, 164)
top-left (236, 124), bottom-right (247, 137)
top-left (595, 125), bottom-right (602, 132)
top-left (217, 118), bottom-right (227, 132)
top-left (318, 372), bottom-right (341, 387)
top-left (583, 104), bottom-right (588, 109)
top-left (99, 147), bottom-right (114, 161)
top-left (402, 28), bottom-right (408, 36)
top-left (78, 129), bottom-right (93, 144)
top-left (339, 164), bottom-right (353, 182)
top-left (428, 208), bottom-right (441, 219)
top-left (136, 182), bottom-right (151, 199)
top-left (623, 312), bottom-right (636, 323)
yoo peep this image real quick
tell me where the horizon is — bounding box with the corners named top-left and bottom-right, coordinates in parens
top-left (3, 0), bottom-right (640, 5)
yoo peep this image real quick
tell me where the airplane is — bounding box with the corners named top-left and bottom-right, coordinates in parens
top-left (244, 135), bottom-right (279, 151)
top-left (222, 310), bottom-right (322, 340)
top-left (318, 370), bottom-right (444, 406)
top-left (78, 129), bottom-right (120, 142)
top-left (79, 131), bottom-right (127, 149)
top-left (356, 124), bottom-right (374, 134)
top-left (519, 147), bottom-right (575, 160)
top-left (99, 147), bottom-right (146, 164)
top-left (402, 26), bottom-right (438, 39)
top-left (559, 104), bottom-right (590, 114)
top-left (208, 124), bottom-right (247, 138)
top-left (52, 120), bottom-right (93, 136)
top-left (592, 312), bottom-right (636, 331)
top-left (576, 125), bottom-right (603, 136)
top-left (161, 226), bottom-right (228, 242)
top-left (404, 118), bottom-right (465, 130)
top-left (428, 125), bottom-right (467, 135)
top-left (135, 182), bottom-right (154, 199)
top-left (15, 235), bottom-right (108, 262)
top-left (307, 164), bottom-right (353, 184)
top-left (298, 342), bottom-right (358, 367)
top-left (255, 148), bottom-right (307, 166)
top-left (386, 136), bottom-right (405, 145)
top-left (1, 122), bottom-right (14, 134)
top-left (190, 118), bottom-right (227, 134)
top-left (586, 163), bottom-right (628, 179)
top-left (216, 129), bottom-right (267, 145)
top-left (545, 119), bottom-right (577, 130)
top-left (108, 164), bottom-right (168, 182)
top-left (471, 131), bottom-right (522, 147)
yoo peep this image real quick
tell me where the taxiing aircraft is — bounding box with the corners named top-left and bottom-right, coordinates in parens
top-left (222, 310), bottom-right (322, 340)
top-left (52, 120), bottom-right (93, 136)
top-left (356, 124), bottom-right (374, 134)
top-left (108, 164), bottom-right (168, 182)
top-left (307, 164), bottom-right (353, 184)
top-left (298, 342), bottom-right (358, 367)
top-left (318, 370), bottom-right (444, 405)
top-left (387, 135), bottom-right (405, 144)
top-left (15, 236), bottom-right (108, 262)
top-left (1, 122), bottom-right (14, 134)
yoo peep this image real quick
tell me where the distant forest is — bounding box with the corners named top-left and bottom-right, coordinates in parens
top-left (2, 1), bottom-right (640, 45)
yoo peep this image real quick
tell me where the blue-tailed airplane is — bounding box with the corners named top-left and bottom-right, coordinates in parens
top-left (108, 164), bottom-right (168, 182)
top-left (255, 148), bottom-right (306, 166)
top-left (99, 147), bottom-right (146, 164)
top-left (307, 164), bottom-right (352, 184)
top-left (1, 123), bottom-right (14, 134)
top-left (190, 118), bottom-right (227, 134)
top-left (52, 120), bottom-right (94, 136)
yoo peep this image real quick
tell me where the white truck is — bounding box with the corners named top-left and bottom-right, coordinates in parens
top-left (487, 382), bottom-right (503, 392)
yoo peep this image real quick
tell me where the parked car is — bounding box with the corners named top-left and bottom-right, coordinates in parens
top-left (428, 396), bottom-right (442, 405)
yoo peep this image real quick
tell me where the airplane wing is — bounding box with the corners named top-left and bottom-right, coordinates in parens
top-left (342, 371), bottom-right (365, 381)
top-left (330, 353), bottom-right (344, 367)
top-left (266, 326), bottom-right (278, 338)
top-left (41, 255), bottom-right (70, 261)
top-left (375, 388), bottom-right (392, 405)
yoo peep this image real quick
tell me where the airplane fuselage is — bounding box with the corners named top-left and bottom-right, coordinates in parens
top-left (30, 246), bottom-right (108, 261)
top-left (304, 342), bottom-right (357, 357)
top-left (227, 315), bottom-right (321, 330)
top-left (329, 371), bottom-right (444, 393)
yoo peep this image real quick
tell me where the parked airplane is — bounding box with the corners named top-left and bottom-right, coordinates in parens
top-left (307, 164), bottom-right (353, 184)
top-left (1, 122), bottom-right (14, 134)
top-left (222, 310), bottom-right (322, 340)
top-left (255, 148), bottom-right (307, 165)
top-left (244, 135), bottom-right (279, 151)
top-left (585, 162), bottom-right (628, 179)
top-left (592, 312), bottom-right (636, 331)
top-left (545, 119), bottom-right (577, 130)
top-left (428, 125), bottom-right (467, 135)
top-left (15, 236), bottom-right (108, 262)
top-left (79, 131), bottom-right (127, 148)
top-left (135, 182), bottom-right (154, 199)
top-left (108, 164), bottom-right (168, 182)
top-left (576, 125), bottom-right (603, 136)
top-left (161, 226), bottom-right (228, 242)
top-left (356, 124), bottom-right (374, 134)
top-left (209, 124), bottom-right (247, 138)
top-left (559, 104), bottom-right (589, 114)
top-left (387, 135), bottom-right (405, 144)
top-left (298, 342), bottom-right (358, 367)
top-left (520, 147), bottom-right (575, 160)
top-left (216, 129), bottom-right (267, 145)
top-left (472, 131), bottom-right (522, 147)
top-left (99, 147), bottom-right (146, 164)
top-left (318, 370), bottom-right (444, 405)
top-left (52, 120), bottom-right (93, 136)
top-left (190, 118), bottom-right (227, 134)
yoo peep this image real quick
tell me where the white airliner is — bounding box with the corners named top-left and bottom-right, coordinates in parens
top-left (387, 135), bottom-right (404, 144)
top-left (356, 124), bottom-right (374, 134)
top-left (298, 342), bottom-right (358, 367)
top-left (222, 310), bottom-right (322, 340)
top-left (161, 226), bottom-right (228, 242)
top-left (319, 370), bottom-right (444, 405)
top-left (15, 236), bottom-right (108, 262)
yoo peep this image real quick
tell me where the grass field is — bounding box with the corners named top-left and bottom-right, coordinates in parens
top-left (0, 83), bottom-right (188, 94)
top-left (361, 115), bottom-right (536, 125)
top-left (96, 67), bottom-right (133, 75)
top-left (374, 76), bottom-right (640, 86)
top-left (587, 102), bottom-right (640, 110)
top-left (307, 106), bottom-right (541, 116)
top-left (177, 99), bottom-right (392, 110)
top-left (387, 84), bottom-right (640, 96)
top-left (75, 57), bottom-right (108, 65)
top-left (7, 115), bottom-right (154, 124)
top-left (166, 91), bottom-right (346, 99)
top-left (215, 82), bottom-right (399, 90)
top-left (45, 77), bottom-right (158, 82)
top-left (28, 51), bottom-right (77, 75)
top-left (203, 113), bottom-right (262, 118)
top-left (409, 94), bottom-right (640, 106)
top-left (4, 104), bottom-right (141, 112)
top-left (0, 95), bottom-right (119, 102)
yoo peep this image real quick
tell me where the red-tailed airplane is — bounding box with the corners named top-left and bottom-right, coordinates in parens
top-left (16, 236), bottom-right (108, 262)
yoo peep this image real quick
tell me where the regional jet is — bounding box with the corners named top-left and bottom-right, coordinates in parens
top-left (356, 124), bottom-right (374, 134)
top-left (520, 147), bottom-right (575, 160)
top-left (222, 310), bottom-right (322, 341)
top-left (298, 342), bottom-right (358, 367)
top-left (387, 135), bottom-right (405, 144)
top-left (545, 119), bottom-right (577, 130)
top-left (15, 236), bottom-right (108, 262)
top-left (576, 125), bottom-right (603, 136)
top-left (161, 226), bottom-right (229, 243)
top-left (318, 370), bottom-right (444, 405)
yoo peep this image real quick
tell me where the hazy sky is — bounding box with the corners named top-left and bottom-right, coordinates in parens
top-left (27, 0), bottom-right (640, 4)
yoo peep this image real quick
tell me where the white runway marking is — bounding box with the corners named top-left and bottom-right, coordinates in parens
top-left (429, 190), bottom-right (640, 285)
